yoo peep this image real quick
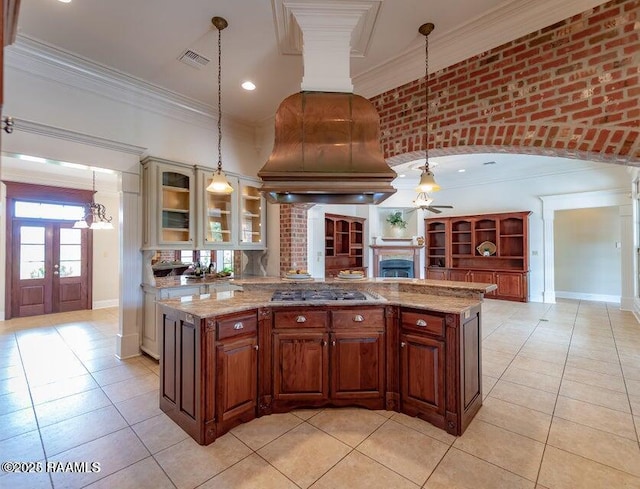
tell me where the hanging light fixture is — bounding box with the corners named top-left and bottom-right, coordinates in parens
top-left (415, 22), bottom-right (440, 196)
top-left (206, 16), bottom-right (234, 194)
top-left (73, 171), bottom-right (114, 230)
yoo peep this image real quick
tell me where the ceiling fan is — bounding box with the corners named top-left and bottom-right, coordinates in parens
top-left (412, 192), bottom-right (453, 214)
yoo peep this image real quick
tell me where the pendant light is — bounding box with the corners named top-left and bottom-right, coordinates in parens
top-left (73, 171), bottom-right (114, 230)
top-left (415, 22), bottom-right (440, 194)
top-left (206, 16), bottom-right (234, 194)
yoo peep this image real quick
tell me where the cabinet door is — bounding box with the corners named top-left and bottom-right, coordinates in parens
top-left (426, 268), bottom-right (448, 280)
top-left (239, 178), bottom-right (266, 249)
top-left (469, 271), bottom-right (496, 297)
top-left (448, 269), bottom-right (469, 282)
top-left (216, 336), bottom-right (258, 423)
top-left (495, 272), bottom-right (526, 301)
top-left (330, 331), bottom-right (385, 400)
top-left (400, 333), bottom-right (445, 417)
top-left (197, 169), bottom-right (237, 248)
top-left (273, 331), bottom-right (329, 401)
top-left (158, 165), bottom-right (196, 246)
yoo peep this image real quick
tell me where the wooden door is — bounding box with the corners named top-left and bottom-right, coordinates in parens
top-left (272, 331), bottom-right (329, 401)
top-left (400, 333), bottom-right (445, 417)
top-left (11, 220), bottom-right (90, 317)
top-left (330, 331), bottom-right (385, 400)
top-left (216, 336), bottom-right (258, 423)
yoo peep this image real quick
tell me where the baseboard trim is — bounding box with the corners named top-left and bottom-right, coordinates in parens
top-left (93, 299), bottom-right (119, 309)
top-left (116, 332), bottom-right (140, 359)
top-left (555, 291), bottom-right (620, 303)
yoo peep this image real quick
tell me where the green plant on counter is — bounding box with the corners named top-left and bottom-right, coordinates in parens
top-left (386, 211), bottom-right (407, 229)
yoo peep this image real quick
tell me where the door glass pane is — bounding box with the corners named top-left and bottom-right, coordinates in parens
top-left (59, 228), bottom-right (81, 277)
top-left (20, 227), bottom-right (45, 279)
top-left (60, 228), bottom-right (81, 245)
top-left (59, 261), bottom-right (81, 277)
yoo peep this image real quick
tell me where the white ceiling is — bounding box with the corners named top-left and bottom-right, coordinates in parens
top-left (15, 0), bottom-right (606, 125)
top-left (11, 0), bottom-right (623, 191)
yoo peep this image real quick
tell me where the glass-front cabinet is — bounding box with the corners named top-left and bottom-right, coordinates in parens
top-left (142, 158), bottom-right (195, 249)
top-left (143, 158), bottom-right (266, 250)
top-left (196, 168), bottom-right (237, 249)
top-left (239, 178), bottom-right (265, 248)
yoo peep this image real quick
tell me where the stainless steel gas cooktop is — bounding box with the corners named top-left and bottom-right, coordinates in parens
top-left (271, 289), bottom-right (369, 302)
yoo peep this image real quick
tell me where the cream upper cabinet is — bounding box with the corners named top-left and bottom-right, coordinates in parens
top-left (142, 157), bottom-right (266, 250)
top-left (196, 167), bottom-right (238, 249)
top-left (142, 157), bottom-right (196, 250)
top-left (238, 177), bottom-right (266, 249)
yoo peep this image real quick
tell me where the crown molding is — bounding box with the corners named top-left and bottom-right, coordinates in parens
top-left (273, 0), bottom-right (382, 57)
top-left (354, 0), bottom-right (607, 98)
top-left (5, 35), bottom-right (254, 140)
top-left (10, 117), bottom-right (147, 156)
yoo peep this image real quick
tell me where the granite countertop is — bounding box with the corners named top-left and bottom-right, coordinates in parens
top-left (157, 287), bottom-right (482, 318)
top-left (147, 275), bottom-right (236, 289)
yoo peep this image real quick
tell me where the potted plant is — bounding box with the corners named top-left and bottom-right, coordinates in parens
top-left (386, 211), bottom-right (407, 237)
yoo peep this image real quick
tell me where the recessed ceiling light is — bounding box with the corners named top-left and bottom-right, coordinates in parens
top-left (241, 81), bottom-right (256, 91)
top-left (58, 0), bottom-right (72, 3)
top-left (458, 169), bottom-right (466, 173)
top-left (398, 174), bottom-right (406, 178)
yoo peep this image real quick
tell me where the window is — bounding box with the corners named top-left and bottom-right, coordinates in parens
top-left (15, 201), bottom-right (84, 221)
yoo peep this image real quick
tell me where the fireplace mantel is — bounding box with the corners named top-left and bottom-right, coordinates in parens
top-left (370, 245), bottom-right (423, 277)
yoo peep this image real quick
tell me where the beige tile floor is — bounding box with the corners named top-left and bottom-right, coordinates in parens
top-left (1, 299), bottom-right (640, 488)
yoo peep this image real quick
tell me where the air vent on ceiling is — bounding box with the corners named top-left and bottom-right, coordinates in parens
top-left (483, 161), bottom-right (496, 165)
top-left (178, 49), bottom-right (210, 69)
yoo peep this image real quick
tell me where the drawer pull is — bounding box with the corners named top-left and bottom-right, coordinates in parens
top-left (296, 315), bottom-right (307, 323)
top-left (233, 322), bottom-right (244, 330)
top-left (321, 340), bottom-right (327, 347)
top-left (400, 341), bottom-right (406, 348)
top-left (253, 345), bottom-right (259, 351)
top-left (416, 319), bottom-right (428, 327)
top-left (332, 340), bottom-right (336, 346)
top-left (353, 315), bottom-right (364, 322)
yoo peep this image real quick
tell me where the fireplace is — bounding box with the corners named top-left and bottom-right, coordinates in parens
top-left (379, 259), bottom-right (414, 277)
top-left (371, 244), bottom-right (422, 278)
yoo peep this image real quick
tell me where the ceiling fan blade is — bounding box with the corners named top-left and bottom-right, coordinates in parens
top-left (425, 206), bottom-right (442, 214)
top-left (431, 205), bottom-right (453, 209)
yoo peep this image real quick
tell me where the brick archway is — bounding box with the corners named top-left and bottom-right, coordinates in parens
top-left (372, 0), bottom-right (639, 166)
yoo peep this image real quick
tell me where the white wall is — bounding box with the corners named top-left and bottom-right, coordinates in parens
top-left (554, 207), bottom-right (621, 301)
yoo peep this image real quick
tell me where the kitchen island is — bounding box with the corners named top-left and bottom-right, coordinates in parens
top-left (157, 277), bottom-right (494, 445)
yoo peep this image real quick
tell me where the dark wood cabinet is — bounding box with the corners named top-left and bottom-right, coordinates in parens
top-left (399, 307), bottom-right (482, 435)
top-left (400, 333), bottom-right (445, 419)
top-left (216, 336), bottom-right (258, 424)
top-left (425, 211), bottom-right (530, 301)
top-left (325, 213), bottom-right (366, 277)
top-left (270, 306), bottom-right (386, 411)
top-left (273, 331), bottom-right (329, 402)
top-left (159, 299), bottom-right (482, 444)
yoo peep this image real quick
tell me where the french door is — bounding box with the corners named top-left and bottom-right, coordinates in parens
top-left (11, 220), bottom-right (90, 317)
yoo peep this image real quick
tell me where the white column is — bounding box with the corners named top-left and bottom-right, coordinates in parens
top-left (620, 204), bottom-right (634, 311)
top-left (116, 172), bottom-right (143, 359)
top-left (541, 205), bottom-right (556, 303)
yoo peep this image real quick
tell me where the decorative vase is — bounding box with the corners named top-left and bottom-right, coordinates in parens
top-left (391, 226), bottom-right (404, 238)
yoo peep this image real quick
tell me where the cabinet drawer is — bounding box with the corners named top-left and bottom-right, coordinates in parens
top-left (274, 309), bottom-right (328, 329)
top-left (331, 308), bottom-right (384, 329)
top-left (215, 313), bottom-right (257, 340)
top-left (401, 310), bottom-right (444, 337)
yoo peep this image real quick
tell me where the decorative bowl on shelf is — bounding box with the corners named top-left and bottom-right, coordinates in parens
top-left (285, 269), bottom-right (312, 280)
top-left (476, 241), bottom-right (496, 256)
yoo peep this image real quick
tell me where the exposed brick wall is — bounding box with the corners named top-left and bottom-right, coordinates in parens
top-left (279, 204), bottom-right (312, 275)
top-left (372, 0), bottom-right (640, 167)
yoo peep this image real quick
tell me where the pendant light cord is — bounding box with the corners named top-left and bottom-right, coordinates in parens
top-left (424, 27), bottom-right (430, 174)
top-left (217, 25), bottom-right (223, 175)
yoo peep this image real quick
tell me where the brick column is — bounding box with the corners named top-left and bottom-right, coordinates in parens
top-left (279, 204), bottom-right (313, 275)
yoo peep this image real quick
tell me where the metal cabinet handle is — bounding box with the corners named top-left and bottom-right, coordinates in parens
top-left (332, 340), bottom-right (336, 346)
top-left (353, 315), bottom-right (364, 322)
top-left (233, 322), bottom-right (244, 330)
top-left (400, 341), bottom-right (406, 348)
top-left (253, 345), bottom-right (259, 351)
top-left (321, 340), bottom-right (327, 347)
top-left (416, 319), bottom-right (427, 327)
top-left (296, 315), bottom-right (306, 323)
